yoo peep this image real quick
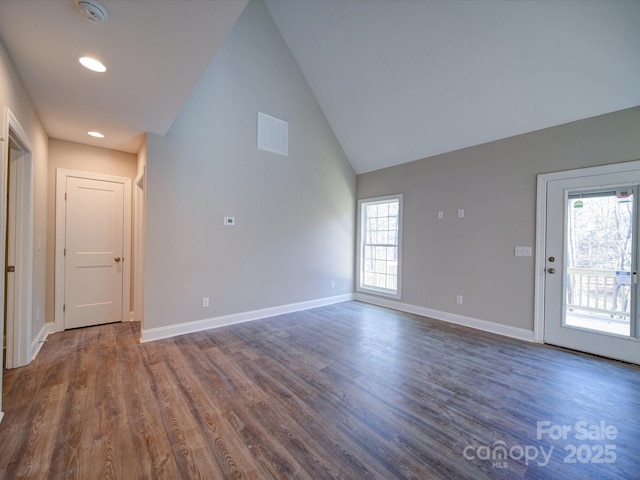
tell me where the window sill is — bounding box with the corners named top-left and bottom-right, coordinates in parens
top-left (356, 285), bottom-right (401, 300)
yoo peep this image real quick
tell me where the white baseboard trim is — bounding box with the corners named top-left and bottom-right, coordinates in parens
top-left (141, 293), bottom-right (355, 343)
top-left (355, 293), bottom-right (536, 342)
top-left (0, 411), bottom-right (4, 424)
top-left (31, 322), bottom-right (56, 361)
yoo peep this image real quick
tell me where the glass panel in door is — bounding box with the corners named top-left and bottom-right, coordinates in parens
top-left (565, 190), bottom-right (633, 337)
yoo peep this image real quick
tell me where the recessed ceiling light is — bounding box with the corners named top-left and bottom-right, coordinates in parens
top-left (79, 56), bottom-right (107, 73)
top-left (88, 131), bottom-right (104, 138)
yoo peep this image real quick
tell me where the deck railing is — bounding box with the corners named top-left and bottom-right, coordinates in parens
top-left (566, 267), bottom-right (631, 319)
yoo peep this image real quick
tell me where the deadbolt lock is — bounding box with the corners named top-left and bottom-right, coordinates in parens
top-left (548, 257), bottom-right (555, 262)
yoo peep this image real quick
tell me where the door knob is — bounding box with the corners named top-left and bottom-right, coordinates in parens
top-left (115, 256), bottom-right (121, 262)
top-left (547, 267), bottom-right (556, 274)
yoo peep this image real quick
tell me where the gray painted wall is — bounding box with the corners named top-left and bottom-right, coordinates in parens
top-left (0, 40), bottom-right (48, 352)
top-left (144, 0), bottom-right (355, 330)
top-left (357, 106), bottom-right (640, 331)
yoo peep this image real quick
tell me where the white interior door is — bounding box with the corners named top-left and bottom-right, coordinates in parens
top-left (544, 170), bottom-right (640, 364)
top-left (4, 147), bottom-right (17, 367)
top-left (64, 176), bottom-right (125, 329)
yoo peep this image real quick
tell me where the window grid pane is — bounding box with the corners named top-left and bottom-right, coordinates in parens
top-left (361, 198), bottom-right (400, 293)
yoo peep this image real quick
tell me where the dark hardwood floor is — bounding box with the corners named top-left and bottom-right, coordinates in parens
top-left (1, 301), bottom-right (639, 479)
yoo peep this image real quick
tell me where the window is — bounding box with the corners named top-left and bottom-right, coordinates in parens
top-left (357, 194), bottom-right (403, 298)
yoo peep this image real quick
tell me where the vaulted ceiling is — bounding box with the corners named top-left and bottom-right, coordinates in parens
top-left (1, 0), bottom-right (639, 174)
top-left (266, 0), bottom-right (640, 173)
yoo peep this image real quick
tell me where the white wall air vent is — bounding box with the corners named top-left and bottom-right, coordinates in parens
top-left (257, 112), bottom-right (288, 156)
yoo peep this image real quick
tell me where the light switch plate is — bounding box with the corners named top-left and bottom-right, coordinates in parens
top-left (515, 246), bottom-right (532, 257)
top-left (457, 209), bottom-right (464, 218)
top-left (224, 216), bottom-right (235, 226)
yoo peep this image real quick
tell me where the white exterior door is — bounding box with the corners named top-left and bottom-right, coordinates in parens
top-left (63, 175), bottom-right (127, 329)
top-left (542, 168), bottom-right (640, 364)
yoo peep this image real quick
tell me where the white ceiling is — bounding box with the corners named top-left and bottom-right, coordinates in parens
top-left (0, 0), bottom-right (248, 153)
top-left (266, 0), bottom-right (640, 174)
top-left (0, 1), bottom-right (638, 172)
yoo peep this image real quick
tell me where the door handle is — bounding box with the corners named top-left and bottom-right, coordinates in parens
top-left (547, 267), bottom-right (556, 274)
top-left (115, 256), bottom-right (121, 262)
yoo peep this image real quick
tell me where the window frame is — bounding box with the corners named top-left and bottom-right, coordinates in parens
top-left (357, 194), bottom-right (403, 299)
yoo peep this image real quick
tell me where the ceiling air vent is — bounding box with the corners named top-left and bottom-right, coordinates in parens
top-left (257, 112), bottom-right (288, 156)
top-left (74, 0), bottom-right (108, 23)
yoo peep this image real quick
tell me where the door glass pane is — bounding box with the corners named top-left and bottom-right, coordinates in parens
top-left (565, 191), bottom-right (633, 336)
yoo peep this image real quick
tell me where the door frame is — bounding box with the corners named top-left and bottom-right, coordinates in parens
top-left (0, 107), bottom-right (34, 371)
top-left (534, 159), bottom-right (640, 343)
top-left (134, 167), bottom-right (145, 327)
top-left (55, 169), bottom-right (131, 332)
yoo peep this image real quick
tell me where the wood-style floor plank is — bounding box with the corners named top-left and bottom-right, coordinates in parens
top-left (2, 302), bottom-right (640, 479)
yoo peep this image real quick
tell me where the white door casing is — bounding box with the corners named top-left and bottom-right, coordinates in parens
top-left (0, 108), bottom-right (34, 371)
top-left (535, 161), bottom-right (640, 364)
top-left (134, 168), bottom-right (145, 326)
top-left (55, 170), bottom-right (131, 331)
top-left (0, 108), bottom-right (34, 422)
